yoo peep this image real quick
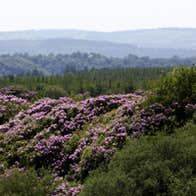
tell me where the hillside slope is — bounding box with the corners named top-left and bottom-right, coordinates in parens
top-left (0, 67), bottom-right (195, 195)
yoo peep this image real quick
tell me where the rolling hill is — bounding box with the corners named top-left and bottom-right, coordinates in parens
top-left (0, 28), bottom-right (196, 58)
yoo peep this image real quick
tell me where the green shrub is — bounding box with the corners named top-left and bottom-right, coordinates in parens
top-left (81, 123), bottom-right (196, 196)
top-left (193, 112), bottom-right (196, 124)
top-left (43, 85), bottom-right (67, 99)
top-left (152, 66), bottom-right (196, 105)
top-left (0, 169), bottom-right (54, 196)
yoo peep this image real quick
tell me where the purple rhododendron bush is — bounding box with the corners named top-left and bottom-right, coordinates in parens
top-left (0, 67), bottom-right (195, 196)
top-left (0, 93), bottom-right (144, 195)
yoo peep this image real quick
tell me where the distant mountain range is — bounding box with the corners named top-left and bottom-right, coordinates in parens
top-left (0, 28), bottom-right (196, 58)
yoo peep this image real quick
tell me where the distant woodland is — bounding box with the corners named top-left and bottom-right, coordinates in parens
top-left (0, 52), bottom-right (195, 76)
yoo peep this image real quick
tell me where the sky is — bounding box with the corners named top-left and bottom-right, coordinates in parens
top-left (0, 0), bottom-right (196, 32)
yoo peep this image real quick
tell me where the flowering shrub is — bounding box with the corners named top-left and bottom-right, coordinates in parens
top-left (129, 103), bottom-right (175, 136)
top-left (0, 86), bottom-right (37, 100)
top-left (0, 92), bottom-right (28, 104)
top-left (0, 93), bottom-right (28, 125)
top-left (51, 182), bottom-right (81, 196)
top-left (0, 93), bottom-right (143, 194)
top-left (33, 134), bottom-right (72, 172)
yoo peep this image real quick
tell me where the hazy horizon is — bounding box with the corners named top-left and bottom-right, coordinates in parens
top-left (0, 26), bottom-right (196, 33)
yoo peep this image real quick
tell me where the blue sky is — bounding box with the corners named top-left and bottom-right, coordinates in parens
top-left (0, 0), bottom-right (196, 31)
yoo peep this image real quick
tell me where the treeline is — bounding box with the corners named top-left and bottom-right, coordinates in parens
top-left (0, 52), bottom-right (195, 76)
top-left (0, 67), bottom-right (171, 98)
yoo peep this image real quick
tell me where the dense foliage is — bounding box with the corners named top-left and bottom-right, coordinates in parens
top-left (152, 66), bottom-right (196, 105)
top-left (0, 169), bottom-right (54, 196)
top-left (0, 53), bottom-right (195, 76)
top-left (81, 122), bottom-right (196, 196)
